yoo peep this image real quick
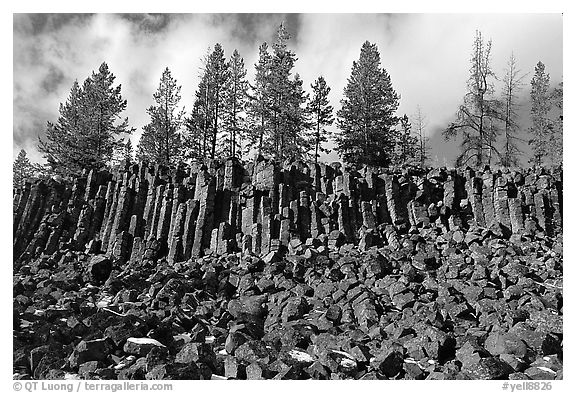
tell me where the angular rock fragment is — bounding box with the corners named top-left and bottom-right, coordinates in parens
top-left (69, 338), bottom-right (114, 368)
top-left (87, 255), bottom-right (113, 283)
top-left (123, 338), bottom-right (167, 357)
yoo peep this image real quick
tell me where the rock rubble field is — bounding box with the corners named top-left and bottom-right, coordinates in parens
top-left (13, 158), bottom-right (562, 380)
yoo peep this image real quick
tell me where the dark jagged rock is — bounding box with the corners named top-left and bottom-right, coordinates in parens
top-left (87, 255), bottom-right (113, 283)
top-left (123, 338), bottom-right (167, 357)
top-left (68, 338), bottom-right (115, 368)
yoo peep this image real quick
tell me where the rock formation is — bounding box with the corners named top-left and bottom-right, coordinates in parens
top-left (13, 158), bottom-right (563, 380)
top-left (13, 158), bottom-right (563, 264)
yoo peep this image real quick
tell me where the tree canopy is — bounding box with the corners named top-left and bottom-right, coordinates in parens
top-left (13, 149), bottom-right (35, 189)
top-left (38, 62), bottom-right (132, 176)
top-left (136, 67), bottom-right (186, 167)
top-left (335, 41), bottom-right (399, 167)
top-left (307, 76), bottom-right (334, 164)
top-left (27, 27), bottom-right (562, 172)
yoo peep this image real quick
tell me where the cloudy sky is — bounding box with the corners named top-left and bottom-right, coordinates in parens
top-left (13, 13), bottom-right (563, 165)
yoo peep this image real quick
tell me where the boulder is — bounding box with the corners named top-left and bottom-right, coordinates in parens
top-left (88, 255), bottom-right (113, 282)
top-left (69, 338), bottom-right (114, 368)
top-left (123, 338), bottom-right (167, 357)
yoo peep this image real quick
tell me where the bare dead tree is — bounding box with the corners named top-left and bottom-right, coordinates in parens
top-left (444, 30), bottom-right (501, 167)
top-left (412, 105), bottom-right (430, 166)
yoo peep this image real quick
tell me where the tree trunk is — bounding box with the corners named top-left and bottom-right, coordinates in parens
top-left (478, 97), bottom-right (485, 167)
top-left (231, 85), bottom-right (237, 158)
top-left (419, 131), bottom-right (424, 166)
top-left (315, 112), bottom-right (320, 165)
top-left (364, 120), bottom-right (369, 162)
top-left (203, 85), bottom-right (209, 158)
top-left (96, 107), bottom-right (102, 168)
top-left (258, 107), bottom-right (264, 155)
top-left (211, 89), bottom-right (219, 160)
top-left (165, 94), bottom-right (170, 166)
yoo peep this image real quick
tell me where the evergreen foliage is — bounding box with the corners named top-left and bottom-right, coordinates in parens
top-left (528, 61), bottom-right (562, 166)
top-left (246, 24), bottom-right (311, 161)
top-left (222, 49), bottom-right (249, 158)
top-left (136, 67), bottom-right (185, 167)
top-left (307, 76), bottom-right (334, 164)
top-left (38, 62), bottom-right (132, 175)
top-left (246, 43), bottom-right (273, 156)
top-left (13, 149), bottom-right (35, 189)
top-left (335, 41), bottom-right (399, 167)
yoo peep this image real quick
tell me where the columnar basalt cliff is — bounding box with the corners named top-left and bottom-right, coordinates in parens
top-left (13, 158), bottom-right (563, 265)
top-left (13, 159), bottom-right (563, 380)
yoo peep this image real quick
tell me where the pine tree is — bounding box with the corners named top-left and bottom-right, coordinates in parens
top-left (411, 105), bottom-right (430, 166)
top-left (206, 44), bottom-right (230, 159)
top-left (394, 115), bottom-right (418, 166)
top-left (550, 82), bottom-right (563, 166)
top-left (282, 73), bottom-right (311, 161)
top-left (184, 46), bottom-right (230, 160)
top-left (136, 67), bottom-right (185, 167)
top-left (185, 50), bottom-right (214, 161)
top-left (246, 43), bottom-right (272, 156)
top-left (13, 149), bottom-right (35, 189)
top-left (499, 53), bottom-right (526, 167)
top-left (528, 61), bottom-right (553, 166)
top-left (335, 41), bottom-right (399, 167)
top-left (182, 106), bottom-right (206, 161)
top-left (222, 49), bottom-right (249, 158)
top-left (307, 76), bottom-right (334, 164)
top-left (38, 62), bottom-right (132, 176)
top-left (268, 23), bottom-right (299, 161)
top-left (82, 63), bottom-right (132, 168)
top-left (39, 81), bottom-right (84, 175)
top-left (443, 31), bottom-right (501, 167)
top-left (124, 139), bottom-right (133, 162)
top-left (246, 24), bottom-right (309, 162)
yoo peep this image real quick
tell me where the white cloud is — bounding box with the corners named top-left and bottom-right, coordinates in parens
top-left (13, 13), bottom-right (562, 165)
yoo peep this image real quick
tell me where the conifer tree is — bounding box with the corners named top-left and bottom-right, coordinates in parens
top-left (550, 82), bottom-right (563, 166)
top-left (246, 43), bottom-right (272, 156)
top-left (307, 76), bottom-right (334, 164)
top-left (184, 45), bottom-right (230, 160)
top-left (38, 62), bottom-right (132, 175)
top-left (183, 105), bottom-right (207, 161)
top-left (185, 50), bottom-right (213, 161)
top-left (13, 149), bottom-right (35, 189)
top-left (246, 24), bottom-right (310, 161)
top-left (222, 49), bottom-right (249, 158)
top-left (124, 139), bottom-right (133, 162)
top-left (282, 73), bottom-right (311, 161)
top-left (206, 44), bottom-right (229, 159)
top-left (82, 63), bottom-right (132, 168)
top-left (39, 80), bottom-right (84, 175)
top-left (136, 67), bottom-right (185, 167)
top-left (268, 23), bottom-right (298, 160)
top-left (335, 41), bottom-right (399, 167)
top-left (528, 61), bottom-right (554, 166)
